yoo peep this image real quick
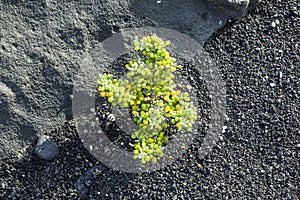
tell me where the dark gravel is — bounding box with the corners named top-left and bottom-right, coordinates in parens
top-left (0, 0), bottom-right (299, 199)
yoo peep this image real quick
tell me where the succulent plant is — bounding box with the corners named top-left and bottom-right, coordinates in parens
top-left (97, 34), bottom-right (197, 164)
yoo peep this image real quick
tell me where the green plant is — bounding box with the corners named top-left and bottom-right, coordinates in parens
top-left (97, 34), bottom-right (197, 164)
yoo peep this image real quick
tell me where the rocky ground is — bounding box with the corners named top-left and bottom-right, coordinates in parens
top-left (0, 0), bottom-right (299, 199)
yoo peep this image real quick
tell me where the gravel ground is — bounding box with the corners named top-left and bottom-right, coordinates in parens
top-left (0, 0), bottom-right (299, 199)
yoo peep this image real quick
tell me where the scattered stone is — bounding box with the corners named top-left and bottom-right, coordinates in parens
top-left (107, 114), bottom-right (115, 122)
top-left (222, 126), bottom-right (227, 133)
top-left (271, 21), bottom-right (276, 28)
top-left (186, 85), bottom-right (192, 90)
top-left (277, 151), bottom-right (283, 158)
top-left (219, 135), bottom-right (224, 141)
top-left (34, 135), bottom-right (58, 161)
top-left (104, 121), bottom-right (114, 132)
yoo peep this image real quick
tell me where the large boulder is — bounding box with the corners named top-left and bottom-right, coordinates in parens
top-left (0, 0), bottom-right (259, 162)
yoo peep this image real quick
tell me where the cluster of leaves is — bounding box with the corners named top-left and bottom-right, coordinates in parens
top-left (97, 34), bottom-right (197, 164)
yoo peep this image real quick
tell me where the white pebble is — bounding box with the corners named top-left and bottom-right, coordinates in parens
top-left (129, 143), bottom-right (134, 147)
top-left (271, 21), bottom-right (276, 28)
top-left (107, 113), bottom-right (115, 122)
top-left (222, 126), bottom-right (227, 133)
top-left (270, 83), bottom-right (276, 87)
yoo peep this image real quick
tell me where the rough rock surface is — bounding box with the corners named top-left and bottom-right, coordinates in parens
top-left (0, 0), bottom-right (238, 161)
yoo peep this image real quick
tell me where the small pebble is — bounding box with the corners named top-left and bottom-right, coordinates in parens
top-left (107, 113), bottom-right (115, 122)
top-left (219, 135), bottom-right (224, 141)
top-left (222, 126), bottom-right (227, 133)
top-left (34, 135), bottom-right (59, 161)
top-left (186, 85), bottom-right (192, 90)
top-left (277, 151), bottom-right (283, 158)
top-left (271, 21), bottom-right (276, 27)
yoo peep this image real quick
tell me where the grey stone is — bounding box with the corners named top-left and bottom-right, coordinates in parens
top-left (107, 113), bottom-right (115, 122)
top-left (104, 121), bottom-right (114, 132)
top-left (277, 151), bottom-right (283, 158)
top-left (247, 0), bottom-right (262, 11)
top-left (205, 0), bottom-right (249, 19)
top-left (34, 135), bottom-right (58, 161)
top-left (205, 0), bottom-right (262, 19)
